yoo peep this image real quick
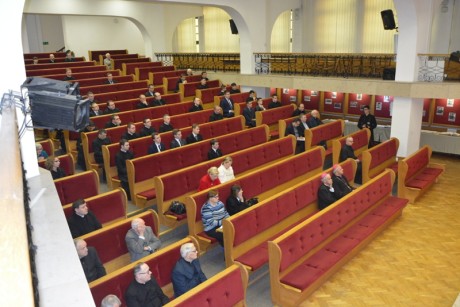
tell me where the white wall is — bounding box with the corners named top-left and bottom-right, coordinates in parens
top-left (38, 14), bottom-right (65, 52)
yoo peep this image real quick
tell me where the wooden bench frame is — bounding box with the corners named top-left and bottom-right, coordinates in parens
top-left (268, 170), bottom-right (408, 306)
top-left (397, 145), bottom-right (445, 204)
top-left (54, 169), bottom-right (99, 206)
top-left (331, 128), bottom-right (370, 165)
top-left (361, 137), bottom-right (400, 184)
top-left (255, 104), bottom-right (296, 138)
top-left (304, 119), bottom-right (344, 154)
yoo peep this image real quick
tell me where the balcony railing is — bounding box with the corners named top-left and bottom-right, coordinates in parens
top-left (154, 52), bottom-right (460, 82)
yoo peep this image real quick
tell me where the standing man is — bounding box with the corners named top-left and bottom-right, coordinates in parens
top-left (103, 53), bottom-right (112, 70)
top-left (74, 238), bottom-right (106, 282)
top-left (186, 124), bottom-right (203, 144)
top-left (220, 91), bottom-right (235, 117)
top-left (125, 218), bottom-right (161, 262)
top-left (67, 199), bottom-right (102, 238)
top-left (172, 243), bottom-right (207, 297)
top-left (125, 262), bottom-right (169, 306)
top-left (116, 139), bottom-right (134, 200)
top-left (170, 129), bottom-right (186, 149)
top-left (147, 133), bottom-right (166, 154)
top-left (92, 129), bottom-right (111, 167)
top-left (358, 105), bottom-right (377, 146)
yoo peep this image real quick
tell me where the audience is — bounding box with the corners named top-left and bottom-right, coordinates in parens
top-left (246, 90), bottom-right (257, 103)
top-left (136, 94), bottom-right (150, 109)
top-left (36, 143), bottom-right (48, 162)
top-left (268, 94), bottom-right (281, 109)
top-left (209, 106), bottom-right (224, 122)
top-left (175, 74), bottom-right (187, 92)
top-left (103, 53), bottom-right (112, 70)
top-left (152, 92), bottom-right (166, 106)
top-left (218, 84), bottom-right (227, 96)
top-left (125, 262), bottom-right (169, 306)
top-left (243, 100), bottom-right (256, 127)
top-left (285, 118), bottom-right (305, 154)
top-left (145, 84), bottom-right (155, 97)
top-left (122, 122), bottom-right (140, 141)
top-left (103, 100), bottom-right (120, 114)
top-left (298, 113), bottom-right (310, 136)
top-left (229, 82), bottom-right (240, 94)
top-left (105, 114), bottom-right (121, 128)
top-left (101, 294), bottom-right (121, 307)
top-left (189, 97), bottom-right (203, 112)
top-left (64, 50), bottom-right (76, 62)
top-left (139, 118), bottom-right (156, 137)
top-left (147, 132), bottom-right (166, 154)
top-left (198, 166), bottom-right (221, 191)
top-left (226, 184), bottom-right (250, 216)
top-left (201, 189), bottom-right (229, 247)
top-left (255, 98), bottom-right (266, 112)
top-left (201, 71), bottom-right (209, 81)
top-left (186, 68), bottom-right (193, 76)
top-left (207, 139), bottom-right (223, 160)
top-left (67, 199), bottom-right (102, 238)
top-left (116, 139), bottom-right (134, 200)
top-left (172, 242), bottom-right (207, 298)
top-left (170, 129), bottom-right (186, 149)
top-left (49, 53), bottom-right (55, 63)
top-left (220, 91), bottom-right (235, 118)
top-left (185, 123), bottom-right (203, 144)
top-left (104, 73), bottom-right (116, 85)
top-left (308, 109), bottom-right (323, 128)
top-left (74, 238), bottom-right (106, 283)
top-left (63, 68), bottom-right (75, 84)
top-left (125, 218), bottom-right (161, 262)
top-left (77, 121), bottom-right (96, 169)
top-left (331, 164), bottom-right (355, 199)
top-left (92, 129), bottom-right (111, 168)
top-left (339, 136), bottom-right (362, 184)
top-left (159, 114), bottom-right (174, 132)
top-left (197, 78), bottom-right (208, 89)
top-left (45, 156), bottom-right (66, 180)
top-left (292, 103), bottom-right (306, 116)
top-left (317, 173), bottom-right (338, 210)
top-left (90, 102), bottom-right (101, 117)
top-left (217, 156), bottom-right (235, 183)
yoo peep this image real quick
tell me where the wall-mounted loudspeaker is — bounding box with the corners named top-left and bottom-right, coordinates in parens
top-left (229, 19), bottom-right (238, 35)
top-left (381, 9), bottom-right (396, 30)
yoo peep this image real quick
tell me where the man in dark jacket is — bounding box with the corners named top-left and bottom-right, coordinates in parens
top-left (125, 262), bottom-right (169, 306)
top-left (67, 199), bottom-right (102, 238)
top-left (74, 238), bottom-right (106, 282)
top-left (172, 242), bottom-right (207, 297)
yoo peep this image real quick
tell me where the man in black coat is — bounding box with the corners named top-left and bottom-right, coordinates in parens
top-left (242, 100), bottom-right (256, 127)
top-left (139, 118), bottom-right (156, 137)
top-left (67, 199), bottom-right (102, 238)
top-left (331, 164), bottom-right (355, 199)
top-left (170, 129), bottom-right (186, 149)
top-left (152, 92), bottom-right (166, 106)
top-left (116, 139), bottom-right (134, 200)
top-left (207, 139), bottom-right (223, 160)
top-left (339, 137), bottom-right (362, 184)
top-left (186, 124), bottom-right (203, 144)
top-left (358, 105), bottom-right (378, 145)
top-left (147, 133), bottom-right (166, 154)
top-left (74, 239), bottom-right (106, 282)
top-left (285, 118), bottom-right (305, 154)
top-left (317, 173), bottom-right (339, 210)
top-left (125, 262), bottom-right (169, 306)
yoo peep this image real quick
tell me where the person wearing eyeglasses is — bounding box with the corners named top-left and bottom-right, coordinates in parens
top-left (125, 262), bottom-right (169, 307)
top-left (45, 156), bottom-right (66, 180)
top-left (201, 189), bottom-right (230, 247)
top-left (125, 218), bottom-right (161, 262)
top-left (171, 243), bottom-right (207, 297)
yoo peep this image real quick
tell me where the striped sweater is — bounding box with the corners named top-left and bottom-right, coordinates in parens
top-left (201, 201), bottom-right (230, 231)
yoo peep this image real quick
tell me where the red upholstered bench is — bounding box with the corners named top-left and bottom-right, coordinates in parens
top-left (80, 80), bottom-right (148, 95)
top-left (135, 65), bottom-right (175, 81)
top-left (268, 169), bottom-right (408, 306)
top-left (93, 86), bottom-right (164, 102)
top-left (127, 125), bottom-right (270, 221)
top-left (39, 69), bottom-right (121, 81)
top-left (89, 49), bottom-right (127, 62)
top-left (397, 145), bottom-right (445, 203)
top-left (62, 188), bottom-right (127, 227)
top-left (24, 51), bottom-right (66, 59)
top-left (26, 64), bottom-right (105, 77)
top-left (164, 75), bottom-right (202, 92)
top-left (54, 170), bottom-right (99, 206)
top-left (305, 119), bottom-right (344, 156)
top-left (149, 70), bottom-right (186, 86)
top-left (255, 104), bottom-right (297, 139)
top-left (165, 264), bottom-right (248, 307)
top-left (80, 209), bottom-right (159, 273)
top-left (222, 156), bottom-right (353, 271)
top-left (278, 114), bottom-right (312, 138)
top-left (25, 60), bottom-right (96, 71)
top-left (180, 79), bottom-right (221, 100)
top-left (78, 75), bottom-right (134, 87)
top-left (90, 236), bottom-right (198, 305)
top-left (196, 86), bottom-right (230, 105)
top-left (155, 135), bottom-right (297, 237)
top-left (186, 146), bottom-right (326, 252)
top-left (123, 60), bottom-right (162, 75)
top-left (361, 137), bottom-right (400, 183)
top-left (332, 128), bottom-right (371, 164)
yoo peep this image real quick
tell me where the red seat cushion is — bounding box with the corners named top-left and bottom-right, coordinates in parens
top-left (138, 189), bottom-right (156, 200)
top-left (405, 178), bottom-right (431, 189)
top-left (165, 211), bottom-right (187, 221)
top-left (421, 167), bottom-right (443, 177)
top-left (197, 231), bottom-right (217, 243)
top-left (235, 244), bottom-right (267, 271)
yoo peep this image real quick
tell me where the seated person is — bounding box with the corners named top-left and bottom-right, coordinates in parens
top-left (89, 102), bottom-right (101, 117)
top-left (172, 242), bottom-right (207, 298)
top-left (198, 166), bottom-right (221, 191)
top-left (201, 189), bottom-right (230, 246)
top-left (103, 53), bottom-right (112, 70)
top-left (220, 91), bottom-right (235, 118)
top-left (285, 118), bottom-right (305, 154)
top-left (246, 90), bottom-right (257, 103)
top-left (36, 143), bottom-right (48, 162)
top-left (45, 156), bottom-right (66, 180)
top-left (292, 103), bottom-right (306, 116)
top-left (189, 97), bottom-right (203, 112)
top-left (268, 95), bottom-right (281, 109)
top-left (139, 118), bottom-right (156, 137)
top-left (87, 91), bottom-right (97, 105)
top-left (125, 218), bottom-right (161, 262)
top-left (207, 139), bottom-right (222, 160)
top-left (67, 199), bottom-right (102, 238)
top-left (159, 114), bottom-right (174, 132)
top-left (105, 114), bottom-right (121, 128)
top-left (229, 82), bottom-right (240, 94)
top-left (186, 68), bottom-right (193, 76)
top-left (226, 185), bottom-right (250, 216)
top-left (186, 124), bottom-right (203, 144)
top-left (32, 57), bottom-right (39, 64)
top-left (64, 50), bottom-right (75, 62)
top-left (255, 97), bottom-right (266, 111)
top-left (125, 262), bottom-right (169, 306)
top-left (209, 106), bottom-right (224, 122)
top-left (63, 68), bottom-right (75, 84)
top-left (217, 156), bottom-right (235, 183)
top-left (147, 133), bottom-right (166, 154)
top-left (104, 72), bottom-right (117, 85)
top-left (242, 100), bottom-right (256, 127)
top-left (197, 78), bottom-right (209, 89)
top-left (308, 109), bottom-right (323, 128)
top-left (122, 122), bottom-right (140, 141)
top-left (101, 295), bottom-right (121, 307)
top-left (218, 84), bottom-right (227, 96)
top-left (92, 129), bottom-right (111, 166)
top-left (318, 173), bottom-right (339, 210)
top-left (152, 92), bottom-right (166, 106)
top-left (201, 71), bottom-right (209, 81)
top-left (74, 238), bottom-right (106, 283)
top-left (116, 139), bottom-right (134, 200)
top-left (136, 94), bottom-right (150, 109)
top-left (331, 164), bottom-right (355, 199)
top-left (145, 84), bottom-right (155, 97)
top-left (175, 74), bottom-right (187, 92)
top-left (170, 129), bottom-right (186, 149)
top-left (49, 53), bottom-right (55, 63)
top-left (77, 121), bottom-right (96, 170)
top-left (298, 113), bottom-right (310, 136)
top-left (103, 100), bottom-right (120, 114)
top-left (340, 137), bottom-right (362, 184)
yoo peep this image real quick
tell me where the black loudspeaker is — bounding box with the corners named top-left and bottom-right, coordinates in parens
top-left (382, 68), bottom-right (396, 80)
top-left (381, 10), bottom-right (396, 30)
top-left (229, 19), bottom-right (238, 35)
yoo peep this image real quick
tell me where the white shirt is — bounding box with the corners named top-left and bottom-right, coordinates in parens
top-left (217, 164), bottom-right (235, 183)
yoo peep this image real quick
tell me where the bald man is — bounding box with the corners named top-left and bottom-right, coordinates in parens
top-left (125, 218), bottom-right (161, 262)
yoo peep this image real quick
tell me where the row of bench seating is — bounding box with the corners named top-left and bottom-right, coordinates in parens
top-left (25, 56), bottom-right (86, 65)
top-left (80, 80), bottom-right (148, 95)
top-left (26, 64), bottom-right (106, 77)
top-left (94, 93), bottom-right (183, 113)
top-left (136, 65), bottom-right (175, 81)
top-left (40, 69), bottom-right (121, 81)
top-left (25, 60), bottom-right (96, 71)
top-left (92, 86), bottom-right (165, 102)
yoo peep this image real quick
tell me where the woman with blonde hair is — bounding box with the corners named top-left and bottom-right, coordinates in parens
top-left (45, 156), bottom-right (66, 180)
top-left (217, 156), bottom-right (235, 183)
